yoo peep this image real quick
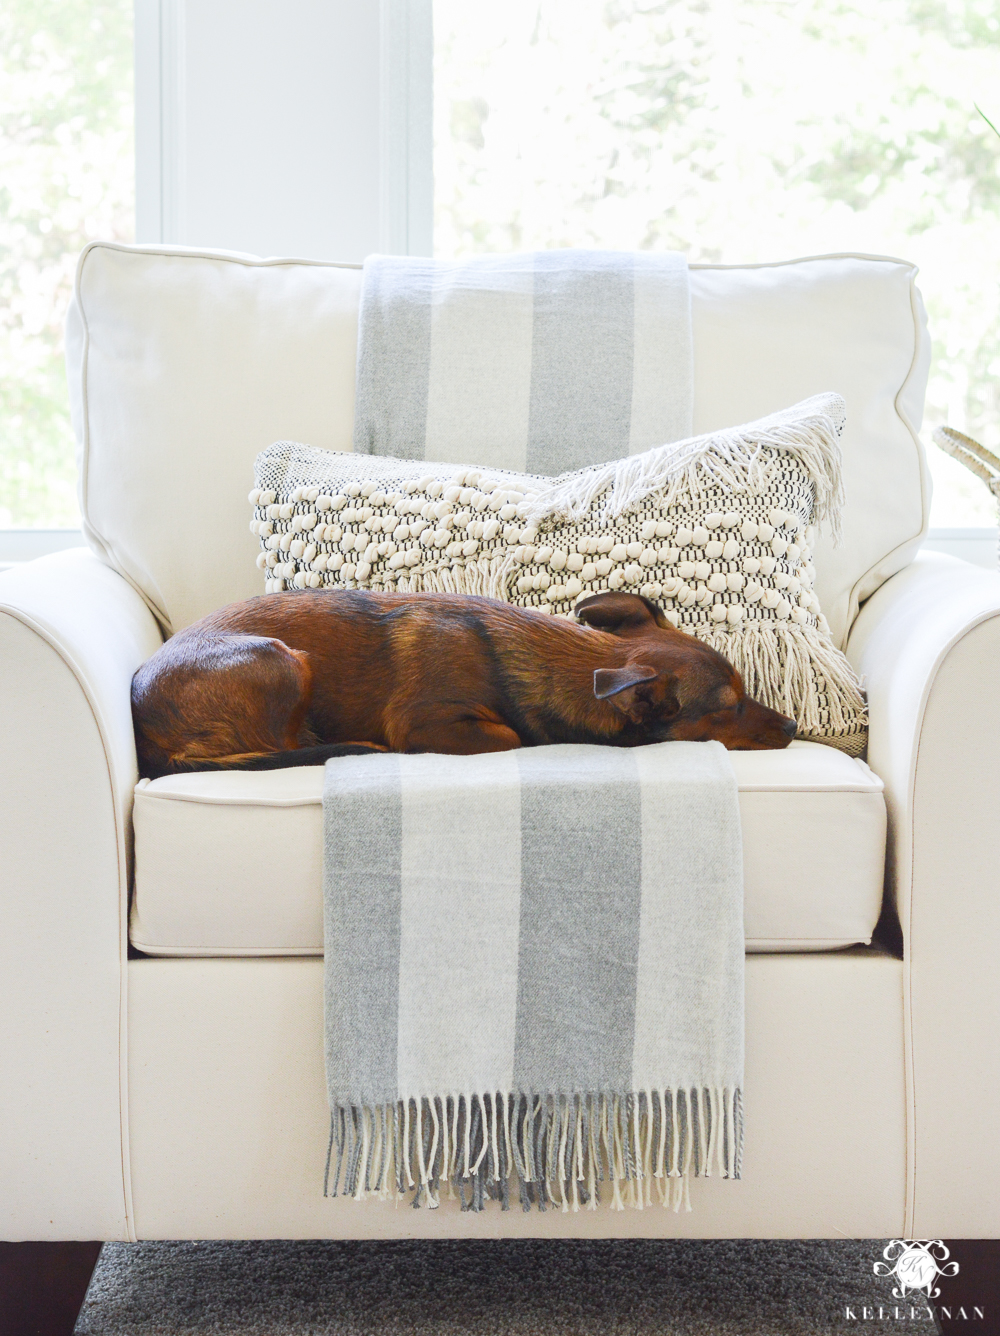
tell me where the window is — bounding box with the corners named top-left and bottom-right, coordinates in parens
top-left (2, 1), bottom-right (996, 543)
top-left (434, 0), bottom-right (1000, 528)
top-left (0, 0), bottom-right (133, 531)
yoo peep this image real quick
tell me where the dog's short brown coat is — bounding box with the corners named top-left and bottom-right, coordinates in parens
top-left (131, 590), bottom-right (797, 777)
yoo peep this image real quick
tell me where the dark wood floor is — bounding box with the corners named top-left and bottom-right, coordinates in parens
top-left (0, 1242), bottom-right (101, 1336)
top-left (936, 1241), bottom-right (1000, 1333)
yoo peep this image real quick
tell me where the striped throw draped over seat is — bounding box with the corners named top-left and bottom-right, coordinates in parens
top-left (322, 744), bottom-right (744, 1214)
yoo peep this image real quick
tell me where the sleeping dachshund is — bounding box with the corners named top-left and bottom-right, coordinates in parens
top-left (131, 590), bottom-right (797, 778)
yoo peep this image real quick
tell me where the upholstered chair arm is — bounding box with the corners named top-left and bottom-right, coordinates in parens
top-left (0, 549), bottom-right (162, 1240)
top-left (846, 550), bottom-right (1000, 1238)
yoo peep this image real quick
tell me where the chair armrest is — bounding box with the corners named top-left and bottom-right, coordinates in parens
top-left (0, 549), bottom-right (162, 1240)
top-left (846, 550), bottom-right (1000, 1237)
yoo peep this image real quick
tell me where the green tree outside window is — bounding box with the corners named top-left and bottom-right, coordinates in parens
top-left (0, 0), bottom-right (133, 528)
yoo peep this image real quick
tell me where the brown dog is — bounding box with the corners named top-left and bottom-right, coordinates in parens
top-left (131, 590), bottom-right (797, 778)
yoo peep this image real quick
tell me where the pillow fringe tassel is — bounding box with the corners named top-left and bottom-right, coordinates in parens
top-left (324, 1087), bottom-right (743, 1214)
top-left (701, 620), bottom-right (868, 754)
top-left (521, 397), bottom-right (846, 541)
top-left (389, 554), bottom-right (512, 602)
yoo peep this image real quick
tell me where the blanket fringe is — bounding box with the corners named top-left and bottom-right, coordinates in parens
top-left (521, 393), bottom-right (847, 542)
top-left (325, 1088), bottom-right (743, 1213)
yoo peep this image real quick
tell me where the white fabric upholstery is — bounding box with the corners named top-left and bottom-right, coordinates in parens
top-left (67, 245), bottom-right (362, 634)
top-left (126, 952), bottom-right (906, 1239)
top-left (130, 741), bottom-right (885, 957)
top-left (0, 550), bottom-right (163, 1241)
top-left (689, 258), bottom-right (930, 642)
top-left (848, 552), bottom-right (1000, 1238)
top-left (13, 248), bottom-right (1000, 1242)
top-left (68, 244), bottom-right (929, 645)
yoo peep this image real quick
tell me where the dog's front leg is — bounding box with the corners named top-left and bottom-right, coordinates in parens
top-left (389, 703), bottom-right (522, 755)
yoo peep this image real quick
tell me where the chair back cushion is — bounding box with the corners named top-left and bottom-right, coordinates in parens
top-left (67, 243), bottom-right (930, 645)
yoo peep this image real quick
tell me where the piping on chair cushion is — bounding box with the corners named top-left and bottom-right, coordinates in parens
top-left (249, 392), bottom-right (867, 754)
top-left (130, 742), bottom-right (886, 957)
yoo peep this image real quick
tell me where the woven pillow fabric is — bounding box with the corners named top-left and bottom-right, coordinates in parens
top-left (250, 392), bottom-right (867, 754)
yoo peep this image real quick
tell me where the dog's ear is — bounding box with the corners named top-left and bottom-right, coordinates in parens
top-left (594, 664), bottom-right (679, 723)
top-left (575, 592), bottom-right (671, 635)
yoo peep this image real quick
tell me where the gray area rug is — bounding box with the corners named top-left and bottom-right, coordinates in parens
top-left (75, 1239), bottom-right (942, 1335)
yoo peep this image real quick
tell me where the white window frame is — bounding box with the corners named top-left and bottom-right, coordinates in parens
top-left (2, 3), bottom-right (995, 571)
top-left (922, 528), bottom-right (997, 570)
top-left (132, 0), bottom-right (431, 256)
top-left (0, 529), bottom-right (88, 570)
top-left (3, 0), bottom-right (432, 562)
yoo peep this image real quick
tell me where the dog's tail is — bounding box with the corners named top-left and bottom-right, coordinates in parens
top-left (151, 742), bottom-right (387, 777)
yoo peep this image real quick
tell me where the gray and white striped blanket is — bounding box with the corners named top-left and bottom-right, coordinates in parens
top-left (352, 250), bottom-right (693, 476)
top-left (323, 741), bottom-right (744, 1213)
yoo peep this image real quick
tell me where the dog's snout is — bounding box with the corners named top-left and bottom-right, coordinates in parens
top-left (782, 718), bottom-right (798, 738)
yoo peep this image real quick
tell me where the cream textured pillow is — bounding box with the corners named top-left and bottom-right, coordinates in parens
top-left (249, 392), bottom-right (867, 754)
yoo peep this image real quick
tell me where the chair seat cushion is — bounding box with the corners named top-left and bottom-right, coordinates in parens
top-left (130, 741), bottom-right (885, 957)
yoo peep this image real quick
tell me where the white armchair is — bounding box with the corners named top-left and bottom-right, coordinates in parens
top-left (847, 551), bottom-right (1000, 1238)
top-left (3, 242), bottom-right (997, 1255)
top-left (0, 549), bottom-right (162, 1240)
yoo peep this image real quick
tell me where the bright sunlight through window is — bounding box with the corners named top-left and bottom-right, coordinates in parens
top-left (0, 0), bottom-right (133, 529)
top-left (434, 0), bottom-right (1000, 526)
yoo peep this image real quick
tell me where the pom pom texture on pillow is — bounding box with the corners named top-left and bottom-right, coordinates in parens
top-left (250, 393), bottom-right (867, 755)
